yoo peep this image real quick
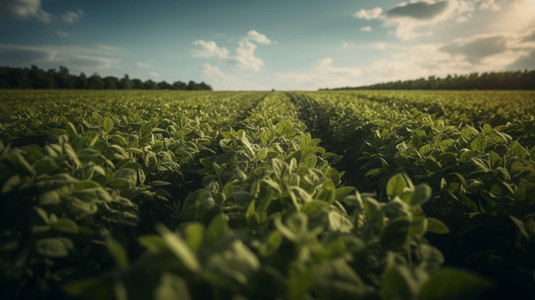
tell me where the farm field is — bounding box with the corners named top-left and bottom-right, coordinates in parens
top-left (1, 89), bottom-right (535, 300)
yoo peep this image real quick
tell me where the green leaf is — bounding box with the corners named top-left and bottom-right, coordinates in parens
top-left (316, 180), bottom-right (336, 203)
top-left (256, 149), bottom-right (268, 160)
top-left (64, 143), bottom-right (81, 167)
top-left (470, 134), bottom-right (487, 153)
top-left (328, 211), bottom-right (353, 233)
top-left (409, 216), bottom-right (428, 237)
top-left (510, 216), bottom-right (529, 239)
top-left (206, 239), bottom-right (260, 285)
top-left (459, 149), bottom-right (474, 162)
top-left (311, 259), bottom-right (372, 299)
top-left (245, 200), bottom-right (257, 224)
top-left (335, 186), bottom-right (355, 201)
top-left (364, 168), bottom-right (381, 176)
top-left (240, 134), bottom-right (255, 155)
top-left (183, 223), bottom-right (204, 253)
top-left (199, 157), bottom-right (212, 169)
top-left (275, 217), bottom-right (297, 242)
top-left (125, 148), bottom-right (144, 155)
top-left (103, 117), bottom-right (114, 133)
top-left (106, 236), bottom-right (129, 269)
top-left (380, 217), bottom-right (411, 250)
top-left (36, 238), bottom-right (71, 257)
top-left (427, 218), bottom-right (449, 234)
top-left (419, 144), bottom-right (431, 155)
top-left (302, 200), bottom-right (330, 216)
top-left (157, 225), bottom-right (200, 272)
top-left (34, 207), bottom-right (49, 223)
top-left (420, 268), bottom-right (492, 300)
top-left (411, 184), bottom-right (431, 206)
top-left (510, 141), bottom-right (527, 160)
top-left (461, 126), bottom-right (479, 140)
top-left (387, 173), bottom-right (406, 197)
top-left (2, 174), bottom-right (21, 193)
top-left (9, 152), bottom-right (35, 175)
top-left (154, 273), bottom-right (192, 300)
top-left (488, 151), bottom-right (501, 168)
top-left (206, 214), bottom-right (230, 245)
top-left (396, 142), bottom-right (408, 152)
top-left (140, 123), bottom-right (152, 138)
top-left (258, 231), bottom-right (283, 257)
top-left (482, 124), bottom-right (492, 134)
top-left (111, 134), bottom-right (128, 146)
top-left (439, 139), bottom-right (455, 152)
top-left (108, 178), bottom-right (130, 189)
top-left (363, 197), bottom-right (384, 233)
top-left (381, 265), bottom-right (417, 300)
top-left (51, 218), bottom-right (79, 233)
top-left (138, 235), bottom-right (166, 252)
top-left (487, 130), bottom-right (507, 144)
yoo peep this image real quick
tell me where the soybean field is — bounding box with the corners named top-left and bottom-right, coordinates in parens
top-left (1, 89), bottom-right (534, 300)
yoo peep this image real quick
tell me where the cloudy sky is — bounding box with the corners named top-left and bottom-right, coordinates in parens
top-left (1, 0), bottom-right (534, 90)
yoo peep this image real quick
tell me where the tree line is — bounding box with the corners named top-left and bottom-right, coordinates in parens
top-left (0, 65), bottom-right (212, 90)
top-left (326, 70), bottom-right (535, 90)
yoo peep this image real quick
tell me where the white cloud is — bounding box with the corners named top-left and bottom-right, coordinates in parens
top-left (56, 31), bottom-right (70, 37)
top-left (242, 30), bottom-right (271, 45)
top-left (149, 72), bottom-right (159, 77)
top-left (276, 58), bottom-right (363, 90)
top-left (456, 1), bottom-right (476, 13)
top-left (456, 16), bottom-right (468, 23)
top-left (191, 30), bottom-right (271, 72)
top-left (343, 42), bottom-right (389, 51)
top-left (354, 7), bottom-right (383, 20)
top-left (361, 0), bottom-right (533, 41)
top-left (202, 63), bottom-right (227, 79)
top-left (522, 28), bottom-right (535, 42)
top-left (62, 9), bottom-right (84, 23)
top-left (380, 1), bottom-right (461, 40)
top-left (361, 26), bottom-right (372, 32)
top-left (506, 50), bottom-right (535, 70)
top-left (190, 40), bottom-right (230, 59)
top-left (136, 62), bottom-right (151, 68)
top-left (0, 44), bottom-right (122, 73)
top-left (201, 63), bottom-right (265, 90)
top-left (355, 1), bottom-right (505, 41)
top-left (320, 57), bottom-right (332, 66)
top-left (440, 34), bottom-right (508, 63)
top-left (338, 30), bottom-right (535, 88)
top-left (479, 0), bottom-right (501, 11)
top-left (231, 41), bottom-right (264, 71)
top-left (386, 1), bottom-right (449, 20)
top-left (0, 0), bottom-right (51, 22)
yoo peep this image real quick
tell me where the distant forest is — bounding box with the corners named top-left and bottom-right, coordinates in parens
top-left (0, 65), bottom-right (212, 90)
top-left (327, 70), bottom-right (535, 90)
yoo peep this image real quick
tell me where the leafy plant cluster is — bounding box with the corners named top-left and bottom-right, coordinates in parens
top-left (291, 91), bottom-right (535, 298)
top-left (322, 90), bottom-right (535, 145)
top-left (63, 92), bottom-right (490, 300)
top-left (1, 89), bottom-right (531, 299)
top-left (0, 90), bottom-right (265, 299)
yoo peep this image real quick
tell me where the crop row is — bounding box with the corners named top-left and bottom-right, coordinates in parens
top-left (56, 92), bottom-right (494, 300)
top-left (1, 90), bottom-right (532, 299)
top-left (314, 90), bottom-right (535, 146)
top-left (0, 91), bottom-right (266, 299)
top-left (290, 91), bottom-right (535, 298)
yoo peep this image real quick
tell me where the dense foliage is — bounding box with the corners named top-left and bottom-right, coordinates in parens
top-left (0, 66), bottom-right (212, 90)
top-left (326, 70), bottom-right (535, 90)
top-left (1, 90), bottom-right (534, 299)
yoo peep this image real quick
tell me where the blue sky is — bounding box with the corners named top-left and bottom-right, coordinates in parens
top-left (1, 0), bottom-right (534, 90)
